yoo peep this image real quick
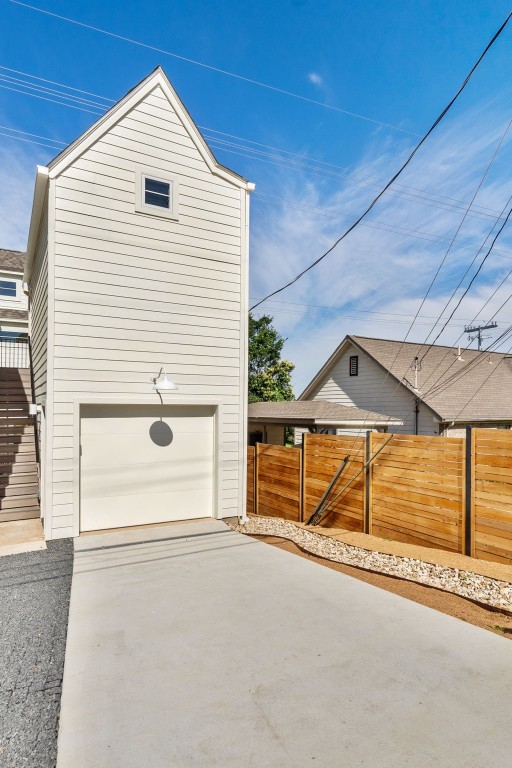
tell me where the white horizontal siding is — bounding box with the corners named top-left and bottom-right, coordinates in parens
top-left (54, 234), bottom-right (241, 276)
top-left (48, 83), bottom-right (246, 532)
top-left (311, 342), bottom-right (438, 436)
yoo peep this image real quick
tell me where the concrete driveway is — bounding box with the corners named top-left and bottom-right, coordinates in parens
top-left (57, 519), bottom-right (512, 767)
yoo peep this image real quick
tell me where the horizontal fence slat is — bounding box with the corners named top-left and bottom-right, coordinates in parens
top-left (248, 429), bottom-right (512, 564)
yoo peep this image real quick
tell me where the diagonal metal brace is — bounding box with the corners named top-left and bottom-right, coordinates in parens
top-left (306, 455), bottom-right (350, 526)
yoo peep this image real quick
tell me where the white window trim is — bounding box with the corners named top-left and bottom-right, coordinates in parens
top-left (0, 276), bottom-right (22, 303)
top-left (135, 168), bottom-right (179, 220)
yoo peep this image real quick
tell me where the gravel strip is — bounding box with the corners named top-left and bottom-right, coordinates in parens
top-left (229, 517), bottom-right (512, 612)
top-left (0, 539), bottom-right (73, 768)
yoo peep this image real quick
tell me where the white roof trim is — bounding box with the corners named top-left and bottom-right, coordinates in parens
top-left (249, 417), bottom-right (403, 427)
top-left (299, 334), bottom-right (443, 421)
top-left (48, 67), bottom-right (253, 191)
top-left (23, 166), bottom-right (49, 284)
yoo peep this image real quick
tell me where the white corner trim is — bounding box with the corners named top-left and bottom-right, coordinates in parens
top-left (23, 166), bottom-right (49, 284)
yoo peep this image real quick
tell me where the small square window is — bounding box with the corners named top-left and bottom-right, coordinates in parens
top-left (349, 355), bottom-right (359, 376)
top-left (0, 280), bottom-right (17, 298)
top-left (136, 168), bottom-right (179, 220)
top-left (144, 178), bottom-right (171, 209)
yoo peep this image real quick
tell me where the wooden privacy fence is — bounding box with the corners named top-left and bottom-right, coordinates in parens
top-left (246, 429), bottom-right (512, 564)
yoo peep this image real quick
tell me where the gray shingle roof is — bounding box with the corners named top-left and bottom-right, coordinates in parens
top-left (351, 335), bottom-right (512, 421)
top-left (248, 399), bottom-right (402, 425)
top-left (0, 249), bottom-right (25, 272)
top-left (0, 308), bottom-right (28, 321)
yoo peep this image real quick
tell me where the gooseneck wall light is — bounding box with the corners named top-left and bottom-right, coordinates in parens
top-left (151, 367), bottom-right (178, 392)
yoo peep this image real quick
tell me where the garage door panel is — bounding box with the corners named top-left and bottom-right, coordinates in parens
top-left (81, 405), bottom-right (215, 435)
top-left (80, 405), bottom-right (215, 532)
top-left (82, 488), bottom-right (210, 531)
top-left (82, 460), bottom-right (213, 499)
top-left (81, 432), bottom-right (214, 467)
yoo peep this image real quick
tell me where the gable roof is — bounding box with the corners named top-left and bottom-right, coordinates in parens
top-left (24, 67), bottom-right (253, 282)
top-left (300, 334), bottom-right (512, 422)
top-left (248, 399), bottom-right (402, 427)
top-left (0, 249), bottom-right (24, 273)
top-left (47, 66), bottom-right (251, 188)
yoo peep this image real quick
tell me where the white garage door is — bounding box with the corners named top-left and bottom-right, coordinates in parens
top-left (80, 404), bottom-right (215, 532)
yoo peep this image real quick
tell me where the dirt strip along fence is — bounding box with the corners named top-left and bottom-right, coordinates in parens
top-left (246, 429), bottom-right (512, 565)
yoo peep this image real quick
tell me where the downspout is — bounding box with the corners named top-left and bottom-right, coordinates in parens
top-left (414, 396), bottom-right (420, 435)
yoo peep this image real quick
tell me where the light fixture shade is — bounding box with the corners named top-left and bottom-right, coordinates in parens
top-left (154, 374), bottom-right (178, 391)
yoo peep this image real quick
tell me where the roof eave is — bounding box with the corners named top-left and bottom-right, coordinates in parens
top-left (23, 166), bottom-right (49, 285)
top-left (299, 334), bottom-right (444, 421)
top-left (48, 67), bottom-right (254, 192)
top-left (441, 416), bottom-right (512, 423)
top-left (248, 416), bottom-right (403, 427)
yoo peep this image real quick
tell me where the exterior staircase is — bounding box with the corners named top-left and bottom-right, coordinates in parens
top-left (0, 363), bottom-right (40, 522)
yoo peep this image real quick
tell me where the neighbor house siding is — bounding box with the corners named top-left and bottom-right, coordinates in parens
top-left (309, 342), bottom-right (439, 436)
top-left (48, 85), bottom-right (245, 536)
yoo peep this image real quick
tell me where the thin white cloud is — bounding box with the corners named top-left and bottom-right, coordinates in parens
top-left (308, 72), bottom-right (324, 87)
top-left (249, 102), bottom-right (512, 394)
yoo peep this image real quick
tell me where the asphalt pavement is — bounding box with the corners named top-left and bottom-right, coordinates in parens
top-left (0, 539), bottom-right (73, 768)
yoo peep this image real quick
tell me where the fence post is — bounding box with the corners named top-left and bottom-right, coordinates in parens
top-left (254, 442), bottom-right (260, 516)
top-left (464, 426), bottom-right (474, 557)
top-left (300, 432), bottom-right (306, 522)
top-left (364, 430), bottom-right (371, 534)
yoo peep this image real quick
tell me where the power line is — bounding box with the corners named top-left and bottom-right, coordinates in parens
top-left (2, 66), bottom-right (510, 227)
top-left (8, 0), bottom-right (419, 136)
top-left (209, 141), bottom-right (508, 225)
top-left (421, 201), bottom-right (512, 355)
top-left (201, 126), bottom-right (503, 217)
top-left (317, 181), bottom-right (512, 446)
top-left (1, 60), bottom-right (506, 219)
top-left (0, 82), bottom-right (103, 114)
top-left (448, 337), bottom-right (512, 423)
top-left (421, 297), bottom-right (512, 399)
top-left (0, 123), bottom-right (65, 145)
top-left (415, 266), bottom-right (512, 395)
top-left (419, 178), bottom-right (512, 353)
top-left (0, 72), bottom-right (108, 109)
top-left (325, 327), bottom-right (512, 474)
top-left (376, 115), bottom-right (512, 377)
top-left (249, 10), bottom-right (512, 311)
top-left (252, 192), bottom-right (512, 260)
top-left (0, 64), bottom-right (114, 103)
top-left (4, 113), bottom-right (512, 261)
top-left (252, 191), bottom-right (512, 258)
top-left (0, 130), bottom-right (61, 150)
top-left (250, 297), bottom-right (489, 320)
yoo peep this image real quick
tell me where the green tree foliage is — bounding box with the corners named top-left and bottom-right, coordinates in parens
top-left (248, 313), bottom-right (294, 403)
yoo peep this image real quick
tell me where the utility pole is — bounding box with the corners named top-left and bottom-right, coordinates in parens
top-left (464, 322), bottom-right (497, 350)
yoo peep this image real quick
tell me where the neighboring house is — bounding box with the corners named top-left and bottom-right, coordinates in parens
top-left (0, 249), bottom-right (28, 341)
top-left (24, 67), bottom-right (253, 540)
top-left (248, 400), bottom-right (402, 445)
top-left (299, 334), bottom-right (512, 437)
top-left (0, 250), bottom-right (38, 524)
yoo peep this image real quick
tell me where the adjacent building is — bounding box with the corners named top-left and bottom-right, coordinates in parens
top-left (0, 248), bottom-right (28, 343)
top-left (299, 334), bottom-right (512, 437)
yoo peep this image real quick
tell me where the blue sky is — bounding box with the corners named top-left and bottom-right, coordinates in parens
top-left (1, 0), bottom-right (512, 392)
